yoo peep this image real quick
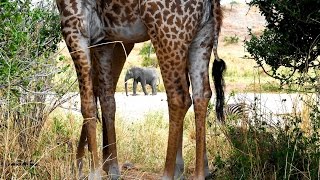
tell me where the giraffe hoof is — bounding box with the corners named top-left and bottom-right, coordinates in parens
top-left (88, 170), bottom-right (101, 180)
top-left (174, 163), bottom-right (185, 180)
top-left (108, 164), bottom-right (120, 180)
top-left (205, 172), bottom-right (214, 180)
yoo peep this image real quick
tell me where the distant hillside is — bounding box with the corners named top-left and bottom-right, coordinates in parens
top-left (220, 3), bottom-right (266, 41)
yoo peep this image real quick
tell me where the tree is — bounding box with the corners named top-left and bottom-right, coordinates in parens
top-left (245, 0), bottom-right (319, 88)
top-left (0, 0), bottom-right (68, 152)
top-left (244, 1), bottom-right (320, 178)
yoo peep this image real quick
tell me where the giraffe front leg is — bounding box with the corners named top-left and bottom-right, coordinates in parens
top-left (76, 124), bottom-right (87, 179)
top-left (57, 1), bottom-right (102, 179)
top-left (74, 52), bottom-right (100, 180)
top-left (65, 35), bottom-right (100, 179)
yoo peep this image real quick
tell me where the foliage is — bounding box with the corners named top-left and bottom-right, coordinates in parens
top-left (0, 0), bottom-right (61, 87)
top-left (0, 111), bottom-right (81, 179)
top-left (245, 0), bottom-right (320, 88)
top-left (141, 56), bottom-right (158, 67)
top-left (139, 42), bottom-right (158, 67)
top-left (223, 35), bottom-right (239, 45)
top-left (240, 3), bottom-right (320, 177)
top-left (0, 0), bottom-right (71, 155)
top-left (117, 111), bottom-right (168, 172)
top-left (139, 42), bottom-right (156, 56)
top-left (211, 94), bottom-right (320, 179)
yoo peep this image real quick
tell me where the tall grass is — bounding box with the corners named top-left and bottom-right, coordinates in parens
top-left (0, 109), bottom-right (81, 179)
top-left (1, 91), bottom-right (319, 179)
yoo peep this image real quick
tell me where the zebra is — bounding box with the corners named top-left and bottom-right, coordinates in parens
top-left (207, 101), bottom-right (253, 127)
top-left (225, 102), bottom-right (252, 127)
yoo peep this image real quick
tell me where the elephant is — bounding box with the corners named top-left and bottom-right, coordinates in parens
top-left (124, 67), bottom-right (158, 96)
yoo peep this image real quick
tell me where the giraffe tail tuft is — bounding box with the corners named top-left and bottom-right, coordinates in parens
top-left (212, 58), bottom-right (226, 123)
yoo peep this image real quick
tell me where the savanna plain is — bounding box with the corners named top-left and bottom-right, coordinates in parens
top-left (1, 2), bottom-right (319, 180)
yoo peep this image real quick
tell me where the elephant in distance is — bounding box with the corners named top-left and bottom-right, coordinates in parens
top-left (124, 67), bottom-right (158, 96)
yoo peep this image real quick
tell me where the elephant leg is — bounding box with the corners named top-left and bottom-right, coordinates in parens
top-left (141, 80), bottom-right (148, 95)
top-left (133, 80), bottom-right (138, 96)
top-left (151, 80), bottom-right (157, 95)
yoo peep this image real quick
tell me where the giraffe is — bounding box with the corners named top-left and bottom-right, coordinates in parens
top-left (56, 0), bottom-right (225, 179)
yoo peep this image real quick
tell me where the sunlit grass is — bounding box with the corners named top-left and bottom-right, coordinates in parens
top-left (2, 91), bottom-right (319, 179)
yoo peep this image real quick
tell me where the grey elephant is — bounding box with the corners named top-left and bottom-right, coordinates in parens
top-left (124, 67), bottom-right (158, 96)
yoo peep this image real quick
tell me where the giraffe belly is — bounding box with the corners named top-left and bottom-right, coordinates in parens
top-left (104, 20), bottom-right (150, 43)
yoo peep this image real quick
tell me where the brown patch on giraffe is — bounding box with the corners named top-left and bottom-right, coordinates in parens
top-left (112, 3), bottom-right (121, 15)
top-left (148, 2), bottom-right (159, 14)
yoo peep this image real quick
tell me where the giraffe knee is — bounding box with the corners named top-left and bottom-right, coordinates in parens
top-left (204, 88), bottom-right (212, 99)
top-left (167, 92), bottom-right (192, 111)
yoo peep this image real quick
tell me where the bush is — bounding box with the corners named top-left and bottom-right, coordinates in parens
top-left (141, 56), bottom-right (158, 67)
top-left (139, 42), bottom-right (158, 67)
top-left (0, 0), bottom-right (72, 159)
top-left (245, 0), bottom-right (319, 87)
top-left (223, 35), bottom-right (239, 45)
top-left (211, 96), bottom-right (320, 179)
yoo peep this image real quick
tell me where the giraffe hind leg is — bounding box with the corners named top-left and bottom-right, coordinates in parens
top-left (188, 19), bottom-right (217, 179)
top-left (150, 40), bottom-right (191, 179)
top-left (92, 43), bottom-right (134, 179)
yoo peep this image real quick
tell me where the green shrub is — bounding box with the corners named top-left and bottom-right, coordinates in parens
top-left (211, 97), bottom-right (320, 179)
top-left (141, 56), bottom-right (158, 67)
top-left (139, 42), bottom-right (158, 67)
top-left (223, 35), bottom-right (239, 45)
top-left (139, 42), bottom-right (155, 56)
top-left (0, 1), bottom-right (74, 174)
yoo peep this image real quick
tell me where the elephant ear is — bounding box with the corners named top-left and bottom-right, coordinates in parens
top-left (133, 68), bottom-right (142, 79)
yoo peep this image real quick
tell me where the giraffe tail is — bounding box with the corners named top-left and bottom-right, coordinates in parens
top-left (211, 0), bottom-right (225, 122)
top-left (212, 58), bottom-right (226, 123)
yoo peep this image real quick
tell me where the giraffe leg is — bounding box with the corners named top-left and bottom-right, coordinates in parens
top-left (103, 43), bottom-right (134, 177)
top-left (76, 124), bottom-right (87, 178)
top-left (91, 44), bottom-right (118, 179)
top-left (64, 36), bottom-right (100, 178)
top-left (174, 130), bottom-right (184, 179)
top-left (151, 42), bottom-right (191, 179)
top-left (111, 43), bottom-right (134, 91)
top-left (188, 19), bottom-right (215, 179)
top-left (92, 43), bottom-right (134, 179)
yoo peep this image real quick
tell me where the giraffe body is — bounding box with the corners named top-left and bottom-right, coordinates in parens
top-left (56, 0), bottom-right (225, 179)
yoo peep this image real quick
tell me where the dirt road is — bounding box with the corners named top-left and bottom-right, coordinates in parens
top-left (59, 92), bottom-right (303, 125)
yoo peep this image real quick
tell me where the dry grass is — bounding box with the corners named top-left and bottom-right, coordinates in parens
top-left (4, 3), bottom-right (313, 179)
top-left (0, 108), bottom-right (232, 179)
